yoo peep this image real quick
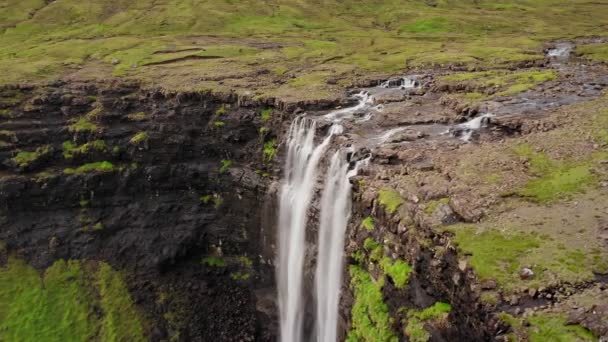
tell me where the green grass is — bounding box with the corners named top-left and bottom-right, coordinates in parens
top-left (346, 265), bottom-right (397, 342)
top-left (452, 227), bottom-right (540, 285)
top-left (378, 188), bottom-right (404, 214)
top-left (202, 256), bottom-right (226, 267)
top-left (1, 0), bottom-right (606, 99)
top-left (380, 257), bottom-right (412, 289)
top-left (96, 263), bottom-right (146, 342)
top-left (12, 145), bottom-right (50, 167)
top-left (230, 272), bottom-right (250, 281)
top-left (361, 216), bottom-right (375, 231)
top-left (263, 139), bottom-right (277, 163)
top-left (0, 257), bottom-right (145, 341)
top-left (219, 159), bottom-right (232, 174)
top-left (64, 161), bottom-right (115, 175)
top-left (527, 314), bottom-right (595, 341)
top-left (63, 140), bottom-right (107, 159)
top-left (577, 43), bottom-right (608, 62)
top-left (129, 131), bottom-right (149, 144)
top-left (405, 302), bottom-right (452, 342)
top-left (449, 224), bottom-right (604, 293)
top-left (68, 117), bottom-right (98, 133)
top-left (126, 112), bottom-right (147, 121)
top-left (215, 104), bottom-right (227, 116)
top-left (513, 144), bottom-right (595, 202)
top-left (440, 69), bottom-right (556, 98)
top-left (260, 108), bottom-right (272, 122)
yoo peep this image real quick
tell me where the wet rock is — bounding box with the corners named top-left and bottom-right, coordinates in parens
top-left (388, 129), bottom-right (426, 143)
top-left (450, 195), bottom-right (484, 222)
top-left (567, 304), bottom-right (608, 337)
top-left (520, 267), bottom-right (535, 280)
top-left (480, 279), bottom-right (497, 290)
top-left (432, 202), bottom-right (459, 225)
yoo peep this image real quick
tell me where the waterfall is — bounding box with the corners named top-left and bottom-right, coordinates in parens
top-left (315, 150), bottom-right (366, 342)
top-left (277, 95), bottom-right (371, 342)
top-left (277, 117), bottom-right (342, 342)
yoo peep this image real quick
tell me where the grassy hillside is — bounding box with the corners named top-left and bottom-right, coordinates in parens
top-left (0, 0), bottom-right (607, 100)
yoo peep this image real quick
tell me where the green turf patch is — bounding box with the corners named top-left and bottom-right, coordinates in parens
top-left (0, 257), bottom-right (146, 341)
top-left (361, 216), bottom-right (375, 231)
top-left (63, 140), bottom-right (107, 159)
top-left (64, 161), bottom-right (115, 175)
top-left (378, 188), bottom-right (404, 214)
top-left (513, 144), bottom-right (595, 202)
top-left (404, 302), bottom-right (452, 342)
top-left (346, 265), bottom-right (397, 342)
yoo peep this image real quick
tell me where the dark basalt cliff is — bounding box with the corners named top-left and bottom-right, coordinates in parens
top-left (0, 81), bottom-right (284, 341)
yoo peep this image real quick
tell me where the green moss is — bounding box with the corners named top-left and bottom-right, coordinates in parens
top-left (238, 256), bottom-right (253, 268)
top-left (452, 227), bottom-right (540, 286)
top-left (129, 131), bottom-right (149, 144)
top-left (514, 144), bottom-right (595, 202)
top-left (263, 139), bottom-right (277, 163)
top-left (86, 106), bottom-right (103, 120)
top-left (68, 117), bottom-right (98, 133)
top-left (577, 43), bottom-right (608, 62)
top-left (201, 256), bottom-right (226, 267)
top-left (96, 263), bottom-right (146, 342)
top-left (63, 140), bottom-right (107, 159)
top-left (0, 257), bottom-right (145, 341)
top-left (260, 108), bottom-right (272, 122)
top-left (364, 238), bottom-right (383, 262)
top-left (520, 165), bottom-right (594, 202)
top-left (126, 112), bottom-right (147, 121)
top-left (361, 216), bottom-right (375, 231)
top-left (405, 302), bottom-right (452, 342)
top-left (213, 121), bottom-right (225, 128)
top-left (380, 257), bottom-right (412, 289)
top-left (352, 251), bottom-right (365, 264)
top-left (441, 70), bottom-right (556, 98)
top-left (346, 265), bottom-right (397, 342)
top-left (200, 194), bottom-right (212, 204)
top-left (64, 161), bottom-right (115, 175)
top-left (528, 315), bottom-right (595, 341)
top-left (0, 130), bottom-right (17, 142)
top-left (402, 17), bottom-right (450, 34)
top-left (215, 104), bottom-right (227, 116)
top-left (12, 145), bottom-right (49, 167)
top-left (378, 188), bottom-right (404, 214)
top-left (424, 198), bottom-right (449, 215)
top-left (219, 159), bottom-right (232, 174)
top-left (213, 195), bottom-right (223, 209)
top-left (230, 272), bottom-right (250, 281)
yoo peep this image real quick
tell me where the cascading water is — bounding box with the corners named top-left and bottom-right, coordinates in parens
top-left (277, 96), bottom-right (371, 342)
top-left (315, 150), bottom-right (367, 342)
top-left (277, 117), bottom-right (342, 342)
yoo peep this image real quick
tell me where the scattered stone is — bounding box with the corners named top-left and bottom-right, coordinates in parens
top-left (520, 267), bottom-right (535, 280)
top-left (480, 279), bottom-right (497, 290)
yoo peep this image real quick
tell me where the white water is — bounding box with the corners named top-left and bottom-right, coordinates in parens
top-left (447, 113), bottom-right (495, 141)
top-left (278, 96), bottom-right (372, 342)
top-left (315, 150), bottom-right (367, 342)
top-left (324, 91), bottom-right (375, 123)
top-left (380, 76), bottom-right (417, 89)
top-left (277, 117), bottom-right (342, 342)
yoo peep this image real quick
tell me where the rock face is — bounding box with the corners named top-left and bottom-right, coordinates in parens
top-left (0, 81), bottom-right (281, 341)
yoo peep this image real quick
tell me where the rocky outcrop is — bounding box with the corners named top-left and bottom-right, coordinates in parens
top-left (0, 80), bottom-right (283, 341)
